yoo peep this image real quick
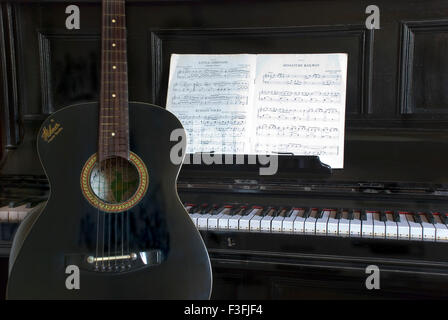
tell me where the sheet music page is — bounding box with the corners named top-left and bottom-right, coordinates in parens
top-left (253, 54), bottom-right (348, 168)
top-left (166, 54), bottom-right (257, 154)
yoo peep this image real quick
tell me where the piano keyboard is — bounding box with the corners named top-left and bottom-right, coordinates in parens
top-left (185, 204), bottom-right (448, 242)
top-left (2, 200), bottom-right (447, 243)
top-left (0, 199), bottom-right (44, 223)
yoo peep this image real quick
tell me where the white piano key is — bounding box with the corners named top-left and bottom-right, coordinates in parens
top-left (293, 209), bottom-right (307, 233)
top-left (397, 212), bottom-right (410, 239)
top-left (420, 214), bottom-right (436, 241)
top-left (218, 213), bottom-right (232, 230)
top-left (260, 208), bottom-right (277, 232)
top-left (385, 212), bottom-right (398, 239)
top-left (315, 209), bottom-right (330, 235)
top-left (373, 212), bottom-right (386, 238)
top-left (207, 209), bottom-right (227, 230)
top-left (338, 210), bottom-right (350, 236)
top-left (304, 208), bottom-right (318, 234)
top-left (326, 210), bottom-right (339, 236)
top-left (406, 213), bottom-right (422, 240)
top-left (0, 205), bottom-right (10, 222)
top-left (221, 206), bottom-right (248, 230)
top-left (8, 204), bottom-right (30, 222)
top-left (270, 208), bottom-right (289, 232)
top-left (271, 216), bottom-right (285, 232)
top-left (249, 214), bottom-right (263, 231)
top-left (189, 212), bottom-right (201, 227)
top-left (239, 208), bottom-right (260, 231)
top-left (433, 214), bottom-right (448, 241)
top-left (282, 208), bottom-right (300, 233)
top-left (228, 215), bottom-right (242, 230)
top-left (349, 210), bottom-right (362, 237)
top-left (197, 213), bottom-right (213, 230)
top-left (360, 211), bottom-right (374, 238)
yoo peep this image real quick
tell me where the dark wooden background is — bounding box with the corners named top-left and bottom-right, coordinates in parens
top-left (1, 0), bottom-right (448, 299)
top-left (1, 0), bottom-right (448, 184)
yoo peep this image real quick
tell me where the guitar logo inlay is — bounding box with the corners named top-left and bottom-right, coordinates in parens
top-left (41, 119), bottom-right (63, 143)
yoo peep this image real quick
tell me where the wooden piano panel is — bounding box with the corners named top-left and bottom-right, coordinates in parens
top-left (1, 0), bottom-right (448, 300)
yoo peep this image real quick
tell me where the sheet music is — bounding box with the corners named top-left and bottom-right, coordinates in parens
top-left (166, 54), bottom-right (256, 154)
top-left (166, 53), bottom-right (348, 168)
top-left (253, 54), bottom-right (347, 168)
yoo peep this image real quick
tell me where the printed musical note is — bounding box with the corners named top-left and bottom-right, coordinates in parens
top-left (253, 53), bottom-right (348, 168)
top-left (166, 54), bottom-right (257, 154)
top-left (166, 53), bottom-right (348, 168)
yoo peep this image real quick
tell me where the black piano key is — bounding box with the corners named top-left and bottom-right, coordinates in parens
top-left (252, 206), bottom-right (265, 216)
top-left (9, 197), bottom-right (36, 208)
top-left (211, 205), bottom-right (224, 215)
top-left (392, 211), bottom-right (400, 222)
top-left (220, 205), bottom-right (234, 215)
top-left (186, 203), bottom-right (197, 213)
top-left (413, 213), bottom-right (422, 224)
top-left (360, 210), bottom-right (367, 221)
top-left (347, 210), bottom-right (354, 220)
top-left (263, 207), bottom-right (276, 216)
top-left (196, 203), bottom-right (211, 214)
top-left (227, 205), bottom-right (241, 215)
top-left (234, 205), bottom-right (251, 216)
top-left (379, 211), bottom-right (387, 222)
top-left (426, 212), bottom-right (435, 224)
top-left (234, 205), bottom-right (249, 215)
top-left (440, 213), bottom-right (448, 225)
top-left (26, 198), bottom-right (45, 208)
top-left (335, 209), bottom-right (342, 220)
top-left (285, 208), bottom-right (294, 217)
top-left (303, 208), bottom-right (312, 218)
top-left (278, 207), bottom-right (292, 217)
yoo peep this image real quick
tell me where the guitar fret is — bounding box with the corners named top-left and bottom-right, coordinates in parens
top-left (102, 71), bottom-right (127, 74)
top-left (99, 0), bottom-right (129, 162)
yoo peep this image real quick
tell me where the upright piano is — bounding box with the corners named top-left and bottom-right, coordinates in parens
top-left (1, 0), bottom-right (448, 299)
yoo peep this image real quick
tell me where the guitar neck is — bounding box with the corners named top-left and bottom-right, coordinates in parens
top-left (98, 0), bottom-right (129, 162)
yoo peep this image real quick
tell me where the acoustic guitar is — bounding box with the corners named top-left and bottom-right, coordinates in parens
top-left (7, 0), bottom-right (212, 299)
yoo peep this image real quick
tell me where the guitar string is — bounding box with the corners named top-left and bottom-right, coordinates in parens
top-left (95, 0), bottom-right (107, 271)
top-left (123, 0), bottom-right (129, 266)
top-left (112, 0), bottom-right (117, 269)
top-left (121, 0), bottom-right (130, 265)
top-left (106, 1), bottom-right (113, 270)
top-left (101, 0), bottom-right (108, 271)
top-left (104, 0), bottom-right (112, 271)
top-left (114, 0), bottom-right (123, 269)
top-left (114, 0), bottom-right (120, 270)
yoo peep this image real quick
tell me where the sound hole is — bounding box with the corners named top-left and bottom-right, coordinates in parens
top-left (89, 157), bottom-right (139, 204)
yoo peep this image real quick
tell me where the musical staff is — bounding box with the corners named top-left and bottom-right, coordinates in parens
top-left (166, 53), bottom-right (348, 167)
top-left (253, 53), bottom-right (348, 168)
top-left (166, 54), bottom-right (256, 154)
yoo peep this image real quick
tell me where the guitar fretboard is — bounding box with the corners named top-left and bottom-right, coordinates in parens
top-left (98, 0), bottom-right (129, 162)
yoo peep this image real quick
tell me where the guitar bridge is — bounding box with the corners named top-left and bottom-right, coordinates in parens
top-left (66, 250), bottom-right (164, 273)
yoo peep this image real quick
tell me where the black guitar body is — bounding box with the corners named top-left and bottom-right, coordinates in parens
top-left (7, 102), bottom-right (212, 299)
